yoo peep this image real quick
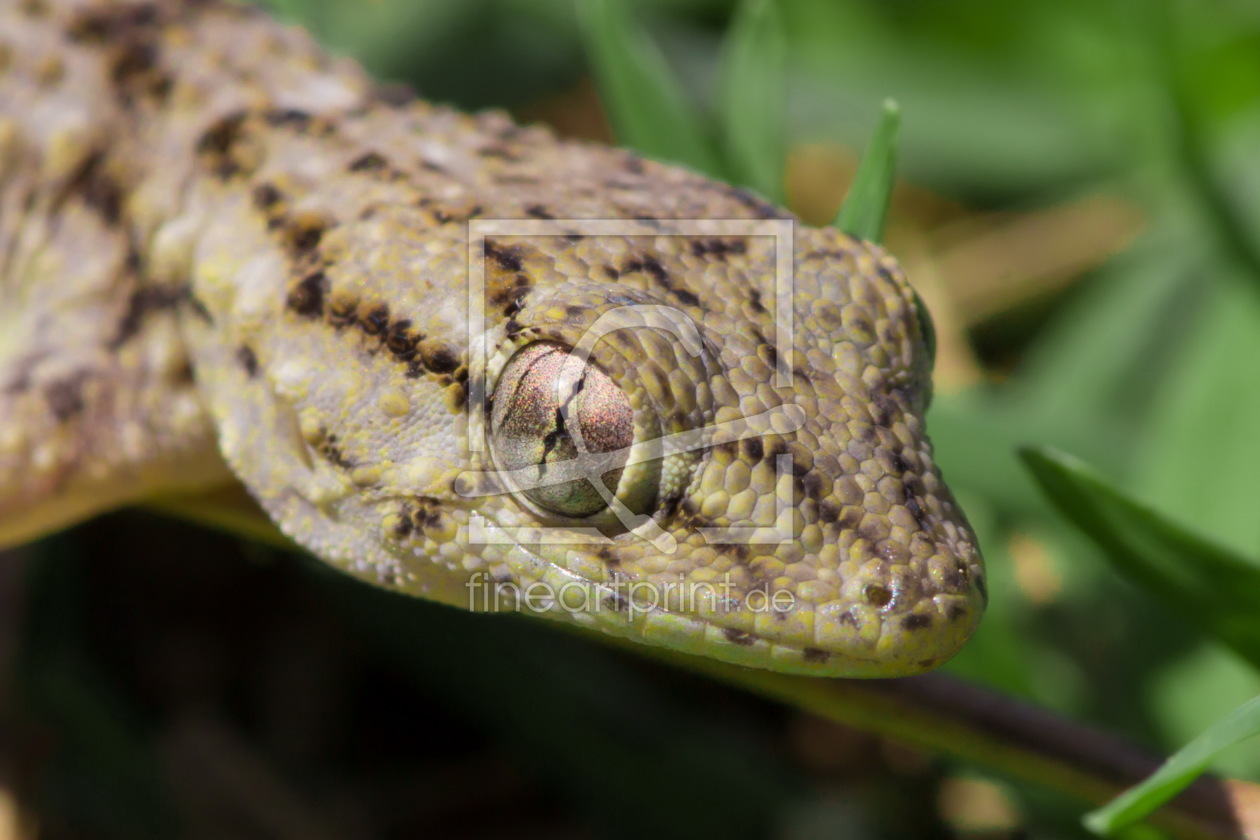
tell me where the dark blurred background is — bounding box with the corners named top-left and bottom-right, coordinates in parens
top-left (4, 0), bottom-right (1260, 837)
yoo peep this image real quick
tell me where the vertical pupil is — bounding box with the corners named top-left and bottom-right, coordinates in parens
top-left (490, 343), bottom-right (633, 517)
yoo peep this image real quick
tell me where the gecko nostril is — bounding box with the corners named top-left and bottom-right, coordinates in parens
top-left (863, 584), bottom-right (892, 607)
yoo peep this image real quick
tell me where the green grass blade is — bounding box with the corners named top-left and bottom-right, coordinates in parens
top-left (833, 99), bottom-right (900, 244)
top-left (1154, 3), bottom-right (1260, 296)
top-left (1019, 447), bottom-right (1260, 671)
top-left (1083, 694), bottom-right (1260, 835)
top-left (716, 0), bottom-right (787, 202)
top-left (577, 0), bottom-right (724, 177)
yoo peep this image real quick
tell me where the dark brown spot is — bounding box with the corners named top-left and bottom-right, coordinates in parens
top-left (742, 437), bottom-right (764, 461)
top-left (801, 647), bottom-right (830, 664)
top-left (801, 472), bottom-right (825, 501)
top-left (423, 343), bottom-right (459, 374)
top-left (41, 370), bottom-right (88, 423)
top-left (283, 217), bottom-right (325, 255)
top-left (109, 39), bottom-right (167, 102)
top-left (319, 437), bottom-right (353, 469)
top-left (642, 255), bottom-right (667, 282)
top-left (476, 144), bottom-right (522, 161)
top-left (691, 237), bottom-right (748, 261)
top-left (263, 108), bottom-right (312, 128)
top-left (63, 150), bottom-right (123, 226)
top-left (760, 342), bottom-right (779, 370)
top-left (525, 204), bottom-right (554, 219)
top-left (946, 603), bottom-right (968, 623)
top-left (195, 110), bottom-right (247, 164)
top-left (391, 513), bottom-right (414, 538)
top-left (603, 592), bottom-right (630, 612)
top-left (974, 573), bottom-right (988, 604)
top-left (251, 182), bottom-right (284, 211)
top-left (803, 248), bottom-right (850, 262)
top-left (348, 150), bottom-right (389, 173)
top-left (110, 284), bottom-right (183, 349)
top-left (905, 497), bottom-right (928, 528)
top-left (671, 287), bottom-right (701, 307)
top-left (748, 288), bottom-right (766, 313)
top-left (66, 2), bottom-right (157, 43)
top-left (657, 487), bottom-right (686, 519)
top-left (385, 319), bottom-right (419, 359)
top-left (408, 496), bottom-right (443, 530)
top-left (624, 254), bottom-right (668, 283)
top-left (287, 272), bottom-right (328, 318)
top-left (359, 303), bottom-right (390, 336)
top-left (236, 345), bottom-right (259, 377)
top-left (872, 393), bottom-right (896, 427)
top-left (485, 242), bottom-right (524, 273)
top-left (171, 360), bottom-right (195, 386)
top-left (45, 374), bottom-right (87, 422)
top-left (903, 613), bottom-right (933, 631)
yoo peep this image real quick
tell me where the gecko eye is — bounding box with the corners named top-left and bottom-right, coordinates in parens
top-left (489, 342), bottom-right (634, 518)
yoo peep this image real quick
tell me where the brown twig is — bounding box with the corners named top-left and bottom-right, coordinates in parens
top-left (658, 651), bottom-right (1260, 840)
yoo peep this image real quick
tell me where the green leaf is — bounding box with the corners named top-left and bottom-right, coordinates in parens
top-left (577, 0), bottom-right (724, 177)
top-left (1156, 3), bottom-right (1260, 296)
top-left (716, 0), bottom-right (787, 202)
top-left (833, 99), bottom-right (900, 244)
top-left (1134, 278), bottom-right (1260, 557)
top-left (1083, 693), bottom-right (1260, 835)
top-left (1019, 447), bottom-right (1260, 671)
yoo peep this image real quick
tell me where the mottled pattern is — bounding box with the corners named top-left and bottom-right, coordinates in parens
top-left (0, 0), bottom-right (985, 675)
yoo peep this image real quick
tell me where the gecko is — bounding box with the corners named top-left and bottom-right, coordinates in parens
top-left (0, 0), bottom-right (985, 677)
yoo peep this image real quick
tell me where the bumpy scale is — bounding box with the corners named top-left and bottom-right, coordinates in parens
top-left (0, 0), bottom-right (985, 676)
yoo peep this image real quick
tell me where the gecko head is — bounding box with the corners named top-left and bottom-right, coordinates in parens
top-left (447, 224), bottom-right (986, 677)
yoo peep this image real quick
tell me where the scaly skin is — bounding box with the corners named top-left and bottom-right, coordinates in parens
top-left (0, 0), bottom-right (985, 676)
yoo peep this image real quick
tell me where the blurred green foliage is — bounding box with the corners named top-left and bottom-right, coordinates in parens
top-left (16, 0), bottom-right (1260, 837)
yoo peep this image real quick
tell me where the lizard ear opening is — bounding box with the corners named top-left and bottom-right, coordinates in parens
top-left (488, 342), bottom-right (634, 518)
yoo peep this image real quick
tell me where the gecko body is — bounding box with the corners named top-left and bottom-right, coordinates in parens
top-left (0, 0), bottom-right (985, 676)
